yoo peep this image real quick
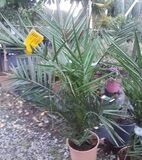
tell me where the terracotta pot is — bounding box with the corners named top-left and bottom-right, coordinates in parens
top-left (105, 78), bottom-right (121, 94)
top-left (67, 133), bottom-right (99, 160)
top-left (117, 146), bottom-right (130, 160)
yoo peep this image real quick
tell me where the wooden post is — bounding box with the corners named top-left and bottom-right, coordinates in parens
top-left (3, 44), bottom-right (8, 72)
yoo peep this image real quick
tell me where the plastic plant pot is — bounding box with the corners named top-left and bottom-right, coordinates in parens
top-left (67, 133), bottom-right (99, 160)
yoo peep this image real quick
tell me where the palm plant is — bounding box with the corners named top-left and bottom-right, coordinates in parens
top-left (128, 134), bottom-right (142, 159)
top-left (117, 134), bottom-right (142, 160)
top-left (122, 33), bottom-right (142, 128)
top-left (0, 8), bottom-right (135, 148)
top-left (99, 20), bottom-right (142, 150)
top-left (123, 78), bottom-right (142, 128)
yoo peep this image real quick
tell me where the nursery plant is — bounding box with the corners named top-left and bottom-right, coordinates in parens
top-left (123, 78), bottom-right (142, 127)
top-left (117, 134), bottom-right (142, 160)
top-left (0, 8), bottom-right (138, 159)
top-left (122, 33), bottom-right (142, 129)
top-left (128, 134), bottom-right (142, 160)
top-left (90, 26), bottom-right (142, 158)
top-left (91, 20), bottom-right (142, 149)
top-left (99, 24), bottom-right (142, 152)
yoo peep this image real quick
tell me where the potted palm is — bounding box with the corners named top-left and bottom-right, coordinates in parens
top-left (100, 23), bottom-right (142, 146)
top-left (122, 32), bottom-right (142, 138)
top-left (102, 77), bottom-right (135, 147)
top-left (33, 19), bottom-right (123, 159)
top-left (0, 9), bottom-right (130, 160)
top-left (123, 79), bottom-right (142, 132)
top-left (117, 134), bottom-right (142, 160)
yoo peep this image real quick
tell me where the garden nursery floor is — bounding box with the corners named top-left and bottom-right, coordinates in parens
top-left (0, 75), bottom-right (115, 160)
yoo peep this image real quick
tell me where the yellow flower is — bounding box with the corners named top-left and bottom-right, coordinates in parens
top-left (24, 29), bottom-right (44, 55)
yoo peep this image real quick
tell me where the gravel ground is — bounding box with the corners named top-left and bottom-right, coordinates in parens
top-left (0, 75), bottom-right (115, 160)
top-left (0, 89), bottom-right (69, 160)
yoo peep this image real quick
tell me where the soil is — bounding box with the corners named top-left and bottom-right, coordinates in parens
top-left (69, 140), bottom-right (95, 151)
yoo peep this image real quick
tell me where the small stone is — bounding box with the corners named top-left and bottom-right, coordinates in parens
top-left (48, 132), bottom-right (51, 136)
top-left (38, 123), bottom-right (44, 127)
top-left (8, 103), bottom-right (12, 106)
top-left (64, 151), bottom-right (69, 157)
top-left (25, 112), bottom-right (30, 116)
top-left (6, 94), bottom-right (10, 97)
top-left (18, 110), bottom-right (23, 114)
top-left (40, 111), bottom-right (48, 116)
top-left (16, 106), bottom-right (21, 109)
top-left (1, 119), bottom-right (5, 122)
top-left (54, 138), bottom-right (58, 143)
top-left (32, 116), bottom-right (40, 123)
top-left (13, 124), bottom-right (22, 129)
top-left (18, 100), bottom-right (23, 104)
top-left (41, 115), bottom-right (49, 124)
top-left (0, 122), bottom-right (5, 128)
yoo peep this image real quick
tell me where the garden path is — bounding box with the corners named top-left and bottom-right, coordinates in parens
top-left (0, 75), bottom-right (69, 160)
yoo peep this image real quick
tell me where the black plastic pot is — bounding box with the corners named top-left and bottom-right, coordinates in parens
top-left (113, 123), bottom-right (135, 147)
top-left (93, 125), bottom-right (113, 143)
top-left (93, 123), bottom-right (135, 147)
